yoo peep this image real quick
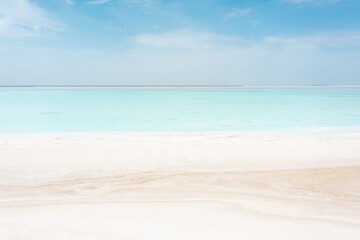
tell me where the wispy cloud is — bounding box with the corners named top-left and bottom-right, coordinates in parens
top-left (120, 0), bottom-right (160, 9)
top-left (64, 0), bottom-right (75, 5)
top-left (281, 0), bottom-right (342, 4)
top-left (264, 32), bottom-right (360, 47)
top-left (87, 0), bottom-right (111, 5)
top-left (224, 8), bottom-right (251, 20)
top-left (0, 0), bottom-right (59, 38)
top-left (133, 29), bottom-right (360, 52)
top-left (133, 29), bottom-right (239, 50)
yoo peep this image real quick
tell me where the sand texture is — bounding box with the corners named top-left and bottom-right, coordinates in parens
top-left (1, 134), bottom-right (360, 239)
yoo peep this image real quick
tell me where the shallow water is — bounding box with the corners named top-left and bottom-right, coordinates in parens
top-left (0, 87), bottom-right (359, 134)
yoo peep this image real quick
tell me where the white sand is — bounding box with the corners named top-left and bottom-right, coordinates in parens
top-left (1, 134), bottom-right (360, 239)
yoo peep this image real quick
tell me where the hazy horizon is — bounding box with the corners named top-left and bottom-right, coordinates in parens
top-left (1, 84), bottom-right (360, 87)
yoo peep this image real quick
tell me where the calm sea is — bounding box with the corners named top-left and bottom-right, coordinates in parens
top-left (1, 87), bottom-right (359, 134)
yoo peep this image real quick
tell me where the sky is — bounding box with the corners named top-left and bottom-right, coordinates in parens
top-left (0, 0), bottom-right (360, 86)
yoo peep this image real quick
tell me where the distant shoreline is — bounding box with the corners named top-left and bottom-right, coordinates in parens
top-left (1, 85), bottom-right (360, 88)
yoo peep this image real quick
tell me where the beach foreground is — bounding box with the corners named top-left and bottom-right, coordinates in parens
top-left (1, 134), bottom-right (360, 239)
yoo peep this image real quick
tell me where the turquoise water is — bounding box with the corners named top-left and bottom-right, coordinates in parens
top-left (0, 88), bottom-right (360, 134)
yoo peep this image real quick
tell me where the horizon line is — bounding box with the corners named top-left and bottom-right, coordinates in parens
top-left (1, 84), bottom-right (360, 88)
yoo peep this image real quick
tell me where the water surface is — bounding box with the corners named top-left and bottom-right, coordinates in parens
top-left (1, 87), bottom-right (359, 134)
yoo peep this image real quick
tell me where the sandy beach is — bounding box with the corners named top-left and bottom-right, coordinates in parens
top-left (1, 133), bottom-right (360, 239)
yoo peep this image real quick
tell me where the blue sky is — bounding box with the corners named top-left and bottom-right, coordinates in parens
top-left (1, 0), bottom-right (360, 85)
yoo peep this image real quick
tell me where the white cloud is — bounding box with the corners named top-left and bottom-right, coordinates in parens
top-left (264, 32), bottom-right (360, 47)
top-left (120, 0), bottom-right (159, 8)
top-left (64, 0), bottom-right (75, 5)
top-left (281, 0), bottom-right (342, 4)
top-left (133, 29), bottom-right (240, 50)
top-left (87, 0), bottom-right (111, 5)
top-left (134, 29), bottom-right (360, 51)
top-left (224, 8), bottom-right (251, 20)
top-left (0, 0), bottom-right (59, 38)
